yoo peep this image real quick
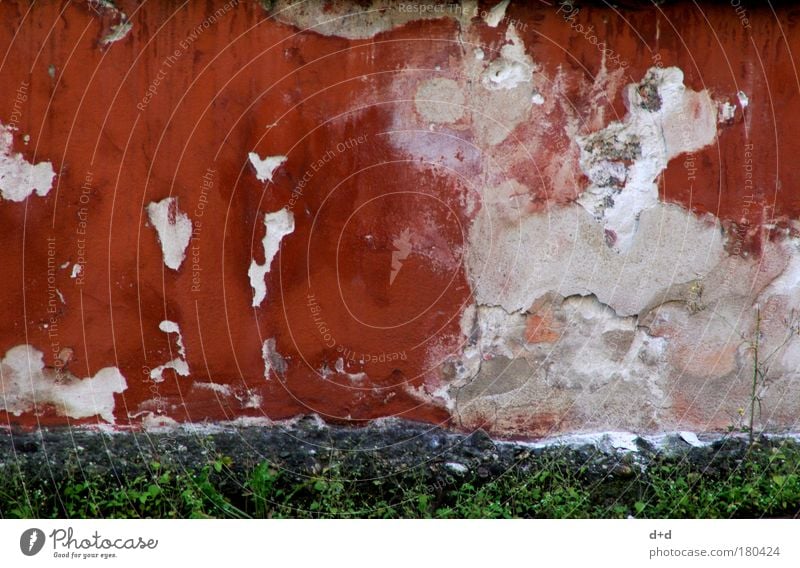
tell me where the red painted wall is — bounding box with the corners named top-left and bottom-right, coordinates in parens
top-left (1, 1), bottom-right (798, 438)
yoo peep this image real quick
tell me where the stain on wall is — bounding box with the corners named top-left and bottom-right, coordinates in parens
top-left (1, 0), bottom-right (799, 439)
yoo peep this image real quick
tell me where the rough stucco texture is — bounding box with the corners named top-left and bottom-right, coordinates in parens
top-left (1, 0), bottom-right (800, 439)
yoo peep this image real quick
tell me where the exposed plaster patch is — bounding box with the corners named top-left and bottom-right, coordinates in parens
top-left (737, 91), bottom-right (749, 108)
top-left (575, 67), bottom-right (718, 252)
top-left (414, 78), bottom-right (465, 124)
top-left (483, 0), bottom-right (510, 27)
top-left (140, 412), bottom-right (178, 431)
top-left (718, 101), bottom-right (736, 123)
top-left (0, 344), bottom-right (126, 423)
top-left (239, 391), bottom-right (262, 409)
top-left (267, 0), bottom-right (477, 39)
top-left (90, 0), bottom-right (133, 46)
top-left (100, 21), bottom-right (132, 45)
top-left (70, 264), bottom-right (82, 279)
top-left (0, 124), bottom-right (55, 202)
top-left (149, 320), bottom-right (189, 383)
top-left (467, 202), bottom-right (724, 317)
top-left (146, 197), bottom-right (192, 271)
top-left (447, 294), bottom-right (669, 430)
top-left (248, 152), bottom-right (287, 183)
top-left (469, 25), bottom-right (540, 145)
top-left (248, 208), bottom-right (294, 307)
top-left (334, 357), bottom-right (367, 382)
top-left (482, 25), bottom-right (533, 91)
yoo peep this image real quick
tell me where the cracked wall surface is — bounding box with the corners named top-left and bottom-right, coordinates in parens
top-left (1, 1), bottom-right (800, 439)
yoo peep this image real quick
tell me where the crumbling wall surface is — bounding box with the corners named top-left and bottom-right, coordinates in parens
top-left (1, 0), bottom-right (799, 439)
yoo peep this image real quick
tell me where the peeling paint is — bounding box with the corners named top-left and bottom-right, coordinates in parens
top-left (483, 0), bottom-right (510, 28)
top-left (248, 208), bottom-right (294, 307)
top-left (100, 21), bottom-right (132, 46)
top-left (149, 320), bottom-right (189, 383)
top-left (334, 357), bottom-right (367, 382)
top-left (575, 67), bottom-right (718, 252)
top-left (91, 0), bottom-right (133, 46)
top-left (0, 344), bottom-right (126, 423)
top-left (248, 152), bottom-right (287, 183)
top-left (0, 124), bottom-right (55, 202)
top-left (719, 101), bottom-right (736, 122)
top-left (268, 0), bottom-right (476, 39)
top-left (3, 1), bottom-right (800, 439)
top-left (737, 90), bottom-right (749, 108)
top-left (481, 25), bottom-right (533, 91)
top-left (146, 197), bottom-right (192, 271)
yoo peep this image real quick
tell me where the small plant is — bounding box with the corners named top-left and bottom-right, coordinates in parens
top-left (3, 442), bottom-right (800, 519)
top-left (744, 307), bottom-right (798, 445)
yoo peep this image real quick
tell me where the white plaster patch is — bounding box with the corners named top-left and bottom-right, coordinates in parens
top-left (194, 382), bottom-right (232, 396)
top-left (70, 264), bottom-right (82, 279)
top-left (0, 124), bottom-right (55, 202)
top-left (481, 25), bottom-right (533, 91)
top-left (91, 0), bottom-right (133, 46)
top-left (146, 197), bottom-right (192, 271)
top-left (240, 391), bottom-right (262, 409)
top-left (483, 0), bottom-right (510, 27)
top-left (575, 67), bottom-right (718, 252)
top-left (267, 0), bottom-right (476, 39)
top-left (333, 357), bottom-right (367, 382)
top-left (0, 344), bottom-right (126, 423)
top-left (149, 320), bottom-right (189, 383)
top-left (737, 91), bottom-right (749, 108)
top-left (718, 101), bottom-right (736, 122)
top-left (100, 21), bottom-right (132, 45)
top-left (140, 412), bottom-right (178, 431)
top-left (248, 208), bottom-right (294, 307)
top-left (248, 152), bottom-right (287, 183)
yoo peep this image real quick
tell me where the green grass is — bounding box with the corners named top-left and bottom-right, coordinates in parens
top-left (2, 440), bottom-right (800, 519)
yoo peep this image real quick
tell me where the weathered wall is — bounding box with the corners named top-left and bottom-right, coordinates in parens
top-left (1, 0), bottom-right (799, 439)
